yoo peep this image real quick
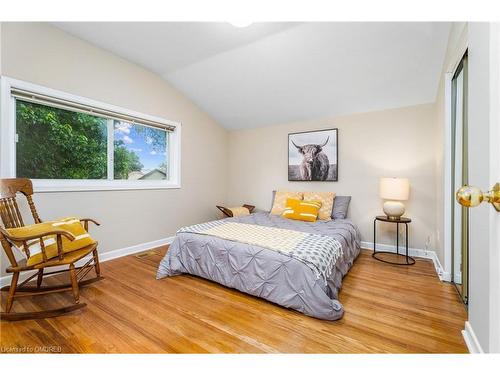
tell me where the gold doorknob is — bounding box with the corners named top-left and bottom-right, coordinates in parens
top-left (456, 183), bottom-right (500, 212)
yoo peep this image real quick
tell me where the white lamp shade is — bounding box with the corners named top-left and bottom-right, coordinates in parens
top-left (380, 178), bottom-right (410, 201)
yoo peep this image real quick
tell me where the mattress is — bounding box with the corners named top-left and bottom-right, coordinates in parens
top-left (157, 212), bottom-right (361, 320)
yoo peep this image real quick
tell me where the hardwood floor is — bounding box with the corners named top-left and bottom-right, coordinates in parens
top-left (0, 248), bottom-right (467, 353)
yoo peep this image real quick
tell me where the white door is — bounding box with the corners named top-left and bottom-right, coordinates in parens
top-left (489, 22), bottom-right (500, 353)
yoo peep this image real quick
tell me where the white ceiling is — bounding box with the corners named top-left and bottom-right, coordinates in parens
top-left (54, 22), bottom-right (451, 130)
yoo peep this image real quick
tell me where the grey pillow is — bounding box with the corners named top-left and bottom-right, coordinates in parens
top-left (271, 191), bottom-right (350, 219)
top-left (331, 196), bottom-right (351, 219)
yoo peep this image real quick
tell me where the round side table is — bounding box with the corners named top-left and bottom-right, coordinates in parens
top-left (372, 216), bottom-right (415, 265)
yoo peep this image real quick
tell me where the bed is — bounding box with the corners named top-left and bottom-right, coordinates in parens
top-left (157, 212), bottom-right (360, 320)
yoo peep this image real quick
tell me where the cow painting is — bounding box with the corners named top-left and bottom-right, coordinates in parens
top-left (288, 129), bottom-right (338, 181)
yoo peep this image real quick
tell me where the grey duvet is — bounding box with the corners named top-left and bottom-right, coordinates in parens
top-left (157, 212), bottom-right (361, 320)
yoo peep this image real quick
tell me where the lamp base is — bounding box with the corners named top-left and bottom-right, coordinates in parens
top-left (383, 201), bottom-right (405, 220)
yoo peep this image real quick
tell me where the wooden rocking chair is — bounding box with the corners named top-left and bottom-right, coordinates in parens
top-left (0, 178), bottom-right (103, 321)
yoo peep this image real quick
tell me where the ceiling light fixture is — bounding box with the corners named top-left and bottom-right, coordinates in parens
top-left (229, 21), bottom-right (253, 28)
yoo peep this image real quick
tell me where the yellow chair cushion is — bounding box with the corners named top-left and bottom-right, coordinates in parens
top-left (7, 217), bottom-right (96, 266)
top-left (271, 191), bottom-right (303, 215)
top-left (303, 191), bottom-right (336, 220)
top-left (282, 198), bottom-right (322, 222)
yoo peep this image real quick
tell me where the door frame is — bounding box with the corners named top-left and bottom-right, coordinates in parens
top-left (452, 52), bottom-right (469, 303)
top-left (443, 43), bottom-right (469, 282)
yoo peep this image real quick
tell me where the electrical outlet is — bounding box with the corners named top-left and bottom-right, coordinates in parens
top-left (425, 235), bottom-right (432, 252)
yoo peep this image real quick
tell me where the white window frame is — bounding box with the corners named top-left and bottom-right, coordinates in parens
top-left (0, 76), bottom-right (181, 192)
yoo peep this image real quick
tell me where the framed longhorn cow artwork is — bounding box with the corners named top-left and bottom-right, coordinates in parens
top-left (288, 128), bottom-right (338, 181)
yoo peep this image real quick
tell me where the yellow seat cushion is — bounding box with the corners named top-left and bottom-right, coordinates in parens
top-left (303, 192), bottom-right (336, 220)
top-left (282, 198), bottom-right (322, 222)
top-left (7, 217), bottom-right (96, 266)
top-left (271, 191), bottom-right (303, 215)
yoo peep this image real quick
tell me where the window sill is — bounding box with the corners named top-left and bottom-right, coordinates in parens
top-left (32, 181), bottom-right (181, 193)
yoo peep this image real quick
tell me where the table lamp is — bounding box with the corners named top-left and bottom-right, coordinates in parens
top-left (380, 177), bottom-right (410, 220)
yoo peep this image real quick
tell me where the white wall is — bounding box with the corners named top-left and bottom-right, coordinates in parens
top-left (0, 23), bottom-right (228, 277)
top-left (227, 104), bottom-right (438, 251)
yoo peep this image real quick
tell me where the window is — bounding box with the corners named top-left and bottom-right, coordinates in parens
top-left (16, 100), bottom-right (109, 180)
top-left (0, 77), bottom-right (181, 191)
top-left (113, 121), bottom-right (169, 181)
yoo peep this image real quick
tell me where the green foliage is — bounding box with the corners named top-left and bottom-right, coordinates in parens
top-left (16, 101), bottom-right (143, 179)
top-left (113, 140), bottom-right (143, 179)
top-left (133, 125), bottom-right (166, 153)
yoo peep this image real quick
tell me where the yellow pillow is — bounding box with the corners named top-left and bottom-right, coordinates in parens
top-left (270, 191), bottom-right (303, 215)
top-left (7, 217), bottom-right (96, 266)
top-left (282, 198), bottom-right (322, 222)
top-left (303, 192), bottom-right (336, 220)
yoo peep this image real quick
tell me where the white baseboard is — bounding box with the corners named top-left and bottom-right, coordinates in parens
top-left (96, 236), bottom-right (174, 263)
top-left (361, 241), bottom-right (451, 282)
top-left (1, 238), bottom-right (450, 287)
top-left (0, 236), bottom-right (174, 288)
top-left (462, 321), bottom-right (484, 353)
